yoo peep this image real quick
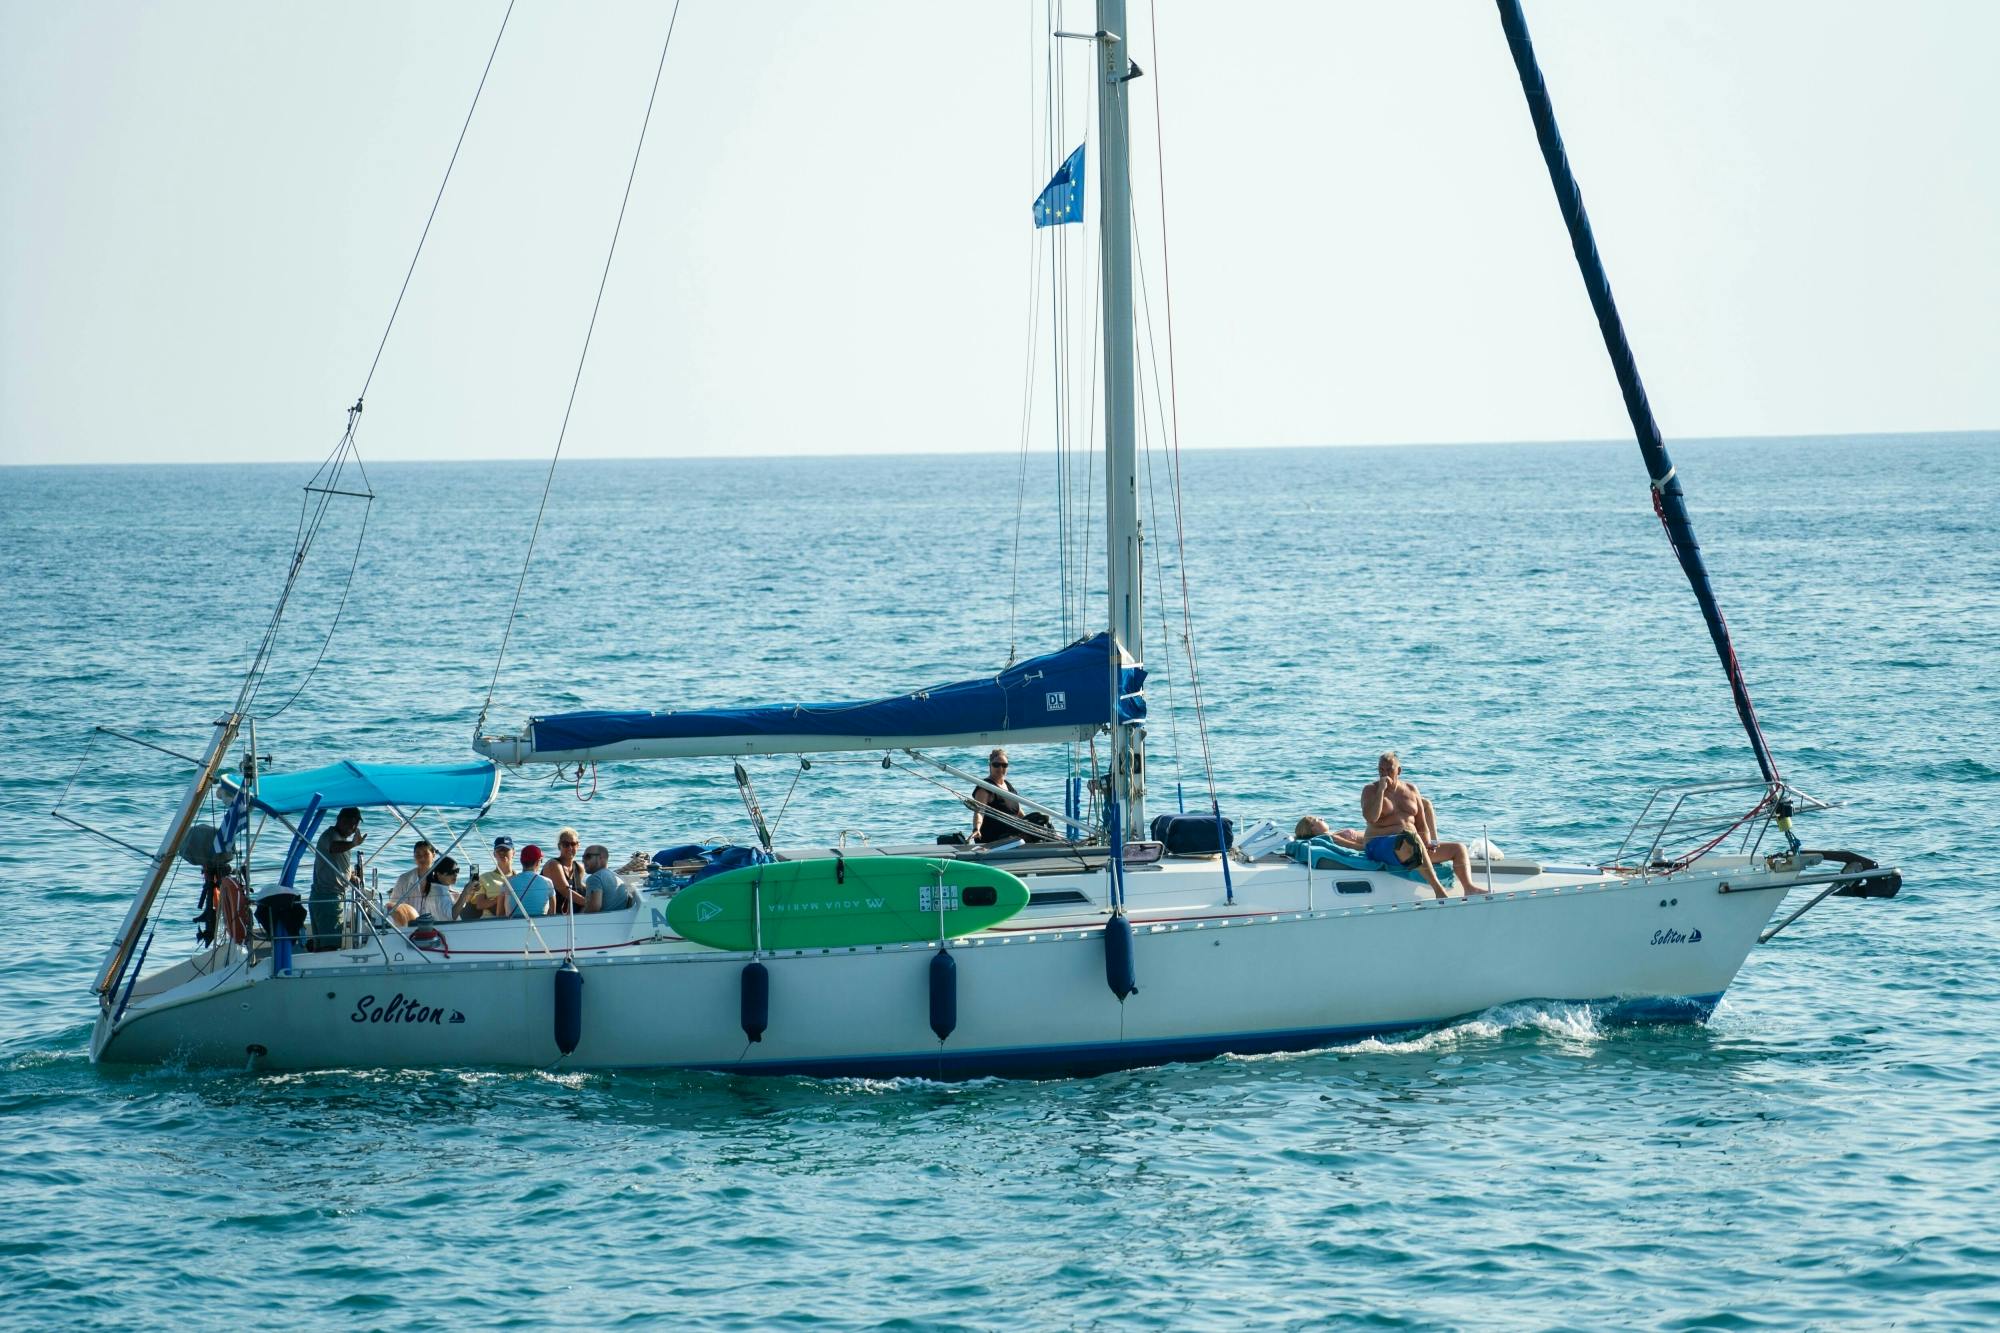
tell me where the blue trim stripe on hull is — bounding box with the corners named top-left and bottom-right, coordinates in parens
top-left (681, 993), bottom-right (1725, 1081)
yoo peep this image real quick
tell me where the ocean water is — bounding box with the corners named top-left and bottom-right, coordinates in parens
top-left (2, 434), bottom-right (1997, 1329)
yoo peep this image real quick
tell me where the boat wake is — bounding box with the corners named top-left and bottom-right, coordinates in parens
top-left (1202, 1000), bottom-right (1610, 1069)
top-left (1340, 1000), bottom-right (1606, 1055)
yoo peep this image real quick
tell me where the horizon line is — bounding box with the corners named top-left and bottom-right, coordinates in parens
top-left (3, 425), bottom-right (1991, 469)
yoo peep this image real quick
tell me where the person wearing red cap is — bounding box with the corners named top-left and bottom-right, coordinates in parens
top-left (505, 844), bottom-right (555, 918)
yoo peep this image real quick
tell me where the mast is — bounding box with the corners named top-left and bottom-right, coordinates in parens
top-left (1095, 0), bottom-right (1145, 836)
top-left (92, 713), bottom-right (240, 1003)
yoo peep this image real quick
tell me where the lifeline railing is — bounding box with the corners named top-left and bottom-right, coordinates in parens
top-left (1612, 778), bottom-right (1835, 873)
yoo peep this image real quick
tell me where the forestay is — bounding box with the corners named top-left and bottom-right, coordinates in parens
top-left (476, 633), bottom-right (1146, 764)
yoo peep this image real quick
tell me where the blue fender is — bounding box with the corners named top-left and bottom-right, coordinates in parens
top-left (741, 961), bottom-right (770, 1043)
top-left (929, 948), bottom-right (957, 1042)
top-left (1104, 914), bottom-right (1137, 1000)
top-left (553, 959), bottom-right (583, 1056)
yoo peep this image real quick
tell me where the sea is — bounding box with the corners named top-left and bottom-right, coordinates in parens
top-left (2, 433), bottom-right (1996, 1330)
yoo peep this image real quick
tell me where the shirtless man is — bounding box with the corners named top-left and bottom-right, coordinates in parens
top-left (1360, 751), bottom-right (1484, 897)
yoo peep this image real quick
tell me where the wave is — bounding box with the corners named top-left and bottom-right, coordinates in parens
top-left (1332, 999), bottom-right (1606, 1055)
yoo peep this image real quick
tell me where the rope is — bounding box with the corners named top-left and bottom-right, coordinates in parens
top-left (1664, 795), bottom-right (1772, 872)
top-left (477, 0), bottom-right (686, 738)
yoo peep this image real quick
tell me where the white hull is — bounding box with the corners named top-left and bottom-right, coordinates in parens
top-left (93, 854), bottom-right (1812, 1076)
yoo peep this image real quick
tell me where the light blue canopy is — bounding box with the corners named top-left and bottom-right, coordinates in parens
top-left (219, 760), bottom-right (501, 816)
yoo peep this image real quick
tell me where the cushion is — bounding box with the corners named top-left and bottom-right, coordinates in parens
top-left (1285, 837), bottom-right (1454, 887)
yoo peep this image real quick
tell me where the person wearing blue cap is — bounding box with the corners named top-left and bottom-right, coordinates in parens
top-left (459, 836), bottom-right (515, 921)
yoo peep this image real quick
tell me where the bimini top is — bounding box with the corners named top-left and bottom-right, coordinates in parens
top-left (218, 759), bottom-right (501, 816)
top-left (475, 633), bottom-right (1147, 765)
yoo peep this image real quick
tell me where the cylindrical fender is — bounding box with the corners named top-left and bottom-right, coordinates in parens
top-left (929, 948), bottom-right (957, 1042)
top-left (741, 961), bottom-right (770, 1043)
top-left (553, 959), bottom-right (583, 1055)
top-left (1104, 914), bottom-right (1137, 1000)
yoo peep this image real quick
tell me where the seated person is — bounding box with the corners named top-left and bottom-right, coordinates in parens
top-left (582, 844), bottom-right (634, 912)
top-left (460, 837), bottom-right (516, 921)
top-left (508, 844), bottom-right (556, 918)
top-left (1359, 830), bottom-right (1451, 898)
top-left (543, 827), bottom-right (588, 915)
top-left (1360, 750), bottom-right (1485, 897)
top-left (386, 841), bottom-right (438, 920)
top-left (970, 748), bottom-right (1051, 845)
top-left (1293, 816), bottom-right (1366, 849)
top-left (390, 856), bottom-right (461, 927)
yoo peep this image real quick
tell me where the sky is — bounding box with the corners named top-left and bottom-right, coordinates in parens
top-left (2, 0), bottom-right (1996, 467)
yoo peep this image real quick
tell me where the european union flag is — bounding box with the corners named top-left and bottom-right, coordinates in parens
top-left (1033, 144), bottom-right (1086, 228)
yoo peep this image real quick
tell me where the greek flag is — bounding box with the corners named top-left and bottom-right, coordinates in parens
top-left (1033, 144), bottom-right (1086, 228)
top-left (213, 785), bottom-right (249, 858)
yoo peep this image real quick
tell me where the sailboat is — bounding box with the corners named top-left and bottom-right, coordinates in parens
top-left (84, 1), bottom-right (1899, 1076)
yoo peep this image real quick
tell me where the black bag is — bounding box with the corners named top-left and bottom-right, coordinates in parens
top-left (1150, 813), bottom-right (1233, 855)
top-left (254, 892), bottom-right (308, 940)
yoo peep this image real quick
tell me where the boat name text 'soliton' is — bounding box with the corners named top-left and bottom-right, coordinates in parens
top-left (1650, 928), bottom-right (1703, 946)
top-left (350, 994), bottom-right (465, 1026)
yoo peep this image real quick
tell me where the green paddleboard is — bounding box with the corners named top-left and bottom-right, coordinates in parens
top-left (665, 856), bottom-right (1030, 951)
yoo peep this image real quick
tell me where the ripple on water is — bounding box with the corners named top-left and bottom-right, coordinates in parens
top-left (5, 442), bottom-right (2000, 1327)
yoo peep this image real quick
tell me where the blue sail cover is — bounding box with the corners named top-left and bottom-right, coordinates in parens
top-left (219, 760), bottom-right (501, 816)
top-left (491, 633), bottom-right (1145, 764)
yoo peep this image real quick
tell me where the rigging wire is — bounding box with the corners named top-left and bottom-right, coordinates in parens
top-left (55, 727), bottom-right (104, 813)
top-left (359, 0), bottom-right (518, 403)
top-left (240, 424), bottom-right (359, 715)
top-left (1078, 246), bottom-right (1101, 624)
top-left (476, 0), bottom-right (687, 738)
top-left (1141, 0), bottom-right (1221, 811)
top-left (1006, 1), bottom-right (1056, 665)
top-left (1048, 3), bottom-right (1077, 639)
top-left (767, 760), bottom-right (808, 844)
top-left (1136, 379), bottom-right (1186, 800)
top-left (243, 1), bottom-right (515, 720)
top-left (257, 496), bottom-right (373, 721)
top-left (1005, 69), bottom-right (1051, 662)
